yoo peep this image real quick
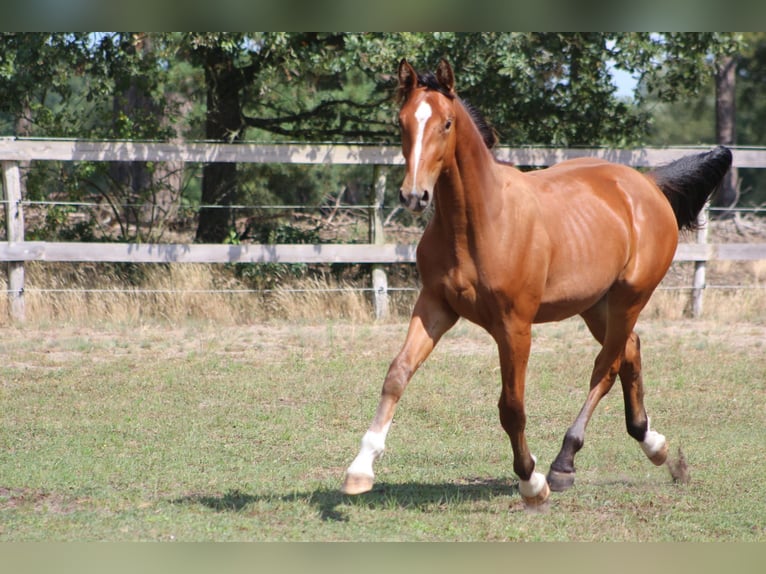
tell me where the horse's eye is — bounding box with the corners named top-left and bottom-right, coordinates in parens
top-left (445, 119), bottom-right (453, 131)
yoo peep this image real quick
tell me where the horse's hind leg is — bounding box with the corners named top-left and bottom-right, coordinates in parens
top-left (581, 306), bottom-right (669, 466)
top-left (547, 342), bottom-right (621, 488)
top-left (619, 332), bottom-right (668, 466)
top-left (547, 298), bottom-right (667, 492)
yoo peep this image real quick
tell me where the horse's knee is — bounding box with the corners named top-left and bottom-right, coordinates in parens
top-left (498, 407), bottom-right (525, 434)
top-left (623, 332), bottom-right (642, 367)
top-left (380, 359), bottom-right (412, 400)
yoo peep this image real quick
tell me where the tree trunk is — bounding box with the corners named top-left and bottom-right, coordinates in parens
top-left (150, 91), bottom-right (192, 237)
top-left (714, 54), bottom-right (739, 213)
top-left (195, 48), bottom-right (244, 243)
top-left (111, 83), bottom-right (154, 229)
top-left (110, 34), bottom-right (156, 235)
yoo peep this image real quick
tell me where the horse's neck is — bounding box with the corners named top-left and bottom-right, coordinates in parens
top-left (434, 134), bottom-right (507, 240)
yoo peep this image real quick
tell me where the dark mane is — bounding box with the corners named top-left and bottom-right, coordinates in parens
top-left (397, 70), bottom-right (498, 150)
top-left (460, 99), bottom-right (498, 150)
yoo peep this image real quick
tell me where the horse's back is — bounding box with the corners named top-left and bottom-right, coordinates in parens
top-left (525, 157), bottom-right (673, 226)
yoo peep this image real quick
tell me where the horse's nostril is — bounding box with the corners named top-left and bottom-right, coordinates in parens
top-left (422, 190), bottom-right (430, 203)
top-left (399, 189), bottom-right (406, 204)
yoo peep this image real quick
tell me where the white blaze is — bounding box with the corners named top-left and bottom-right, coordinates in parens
top-left (410, 101), bottom-right (432, 195)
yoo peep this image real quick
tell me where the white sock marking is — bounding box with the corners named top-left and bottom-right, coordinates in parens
top-left (346, 421), bottom-right (392, 478)
top-left (517, 454), bottom-right (546, 499)
top-left (410, 101), bottom-right (432, 196)
top-left (641, 429), bottom-right (666, 458)
top-left (519, 471), bottom-right (547, 499)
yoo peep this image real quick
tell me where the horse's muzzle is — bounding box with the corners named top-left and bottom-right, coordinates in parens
top-left (400, 189), bottom-right (431, 213)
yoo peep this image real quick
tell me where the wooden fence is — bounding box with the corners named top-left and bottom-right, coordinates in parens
top-left (2, 138), bottom-right (765, 322)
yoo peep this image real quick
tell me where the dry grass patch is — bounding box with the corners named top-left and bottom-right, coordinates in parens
top-left (0, 262), bottom-right (382, 325)
top-left (0, 259), bottom-right (763, 327)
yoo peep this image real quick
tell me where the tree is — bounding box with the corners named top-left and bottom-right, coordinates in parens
top-left (0, 33), bottom-right (185, 242)
top-left (180, 32), bottom-right (405, 242)
top-left (182, 34), bottom-right (252, 242)
top-left (732, 32), bottom-right (766, 210)
top-left (3, 33), bottom-right (751, 244)
top-left (642, 33), bottom-right (766, 210)
top-left (715, 54), bottom-right (739, 211)
top-left (180, 33), bottom-right (750, 241)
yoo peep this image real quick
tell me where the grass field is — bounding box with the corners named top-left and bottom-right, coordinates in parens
top-left (1, 316), bottom-right (764, 541)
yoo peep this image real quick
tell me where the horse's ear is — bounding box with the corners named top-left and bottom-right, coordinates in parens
top-left (398, 59), bottom-right (417, 97)
top-left (436, 59), bottom-right (455, 95)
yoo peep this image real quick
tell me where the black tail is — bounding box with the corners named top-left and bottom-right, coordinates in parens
top-left (648, 146), bottom-right (733, 230)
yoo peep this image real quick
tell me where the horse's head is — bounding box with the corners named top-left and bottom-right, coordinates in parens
top-left (396, 58), bottom-right (458, 214)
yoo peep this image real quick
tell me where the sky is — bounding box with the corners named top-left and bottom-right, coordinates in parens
top-left (612, 67), bottom-right (639, 99)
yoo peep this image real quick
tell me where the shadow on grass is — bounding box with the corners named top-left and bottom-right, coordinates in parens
top-left (172, 477), bottom-right (518, 523)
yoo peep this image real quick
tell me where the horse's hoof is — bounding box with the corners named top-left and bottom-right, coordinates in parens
top-left (641, 430), bottom-right (668, 466)
top-left (521, 480), bottom-right (550, 509)
top-left (547, 468), bottom-right (575, 492)
top-left (518, 471), bottom-right (551, 508)
top-left (340, 472), bottom-right (374, 495)
top-left (648, 441), bottom-right (668, 466)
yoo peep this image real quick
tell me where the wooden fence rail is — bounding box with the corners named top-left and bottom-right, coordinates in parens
top-left (2, 138), bottom-right (766, 322)
top-left (0, 240), bottom-right (763, 265)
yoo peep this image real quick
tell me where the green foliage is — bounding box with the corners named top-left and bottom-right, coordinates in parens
top-left (26, 205), bottom-right (96, 242)
top-left (225, 214), bottom-right (322, 290)
top-left (3, 32), bottom-right (745, 146)
top-left (1, 32), bottom-right (758, 246)
top-left (641, 32), bottom-right (766, 208)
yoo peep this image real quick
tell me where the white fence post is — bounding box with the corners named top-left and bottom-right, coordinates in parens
top-left (2, 160), bottom-right (25, 323)
top-left (691, 203), bottom-right (709, 318)
top-left (370, 166), bottom-right (389, 320)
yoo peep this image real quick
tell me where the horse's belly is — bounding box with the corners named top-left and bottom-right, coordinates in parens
top-left (534, 261), bottom-right (622, 322)
top-left (534, 292), bottom-right (606, 323)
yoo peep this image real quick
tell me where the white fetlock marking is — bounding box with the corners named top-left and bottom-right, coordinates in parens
top-left (519, 471), bottom-right (547, 499)
top-left (641, 429), bottom-right (666, 458)
top-left (346, 422), bottom-right (391, 477)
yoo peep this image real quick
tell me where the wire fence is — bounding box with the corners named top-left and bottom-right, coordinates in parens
top-left (11, 199), bottom-right (766, 213)
top-left (5, 286), bottom-right (420, 295)
top-left (3, 283), bottom-right (763, 297)
top-left (16, 200), bottom-right (383, 211)
top-left (5, 204), bottom-right (765, 298)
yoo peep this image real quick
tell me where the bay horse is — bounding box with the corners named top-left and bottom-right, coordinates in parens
top-left (342, 58), bottom-right (732, 507)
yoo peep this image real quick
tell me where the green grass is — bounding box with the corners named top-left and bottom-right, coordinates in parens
top-left (1, 318), bottom-right (764, 541)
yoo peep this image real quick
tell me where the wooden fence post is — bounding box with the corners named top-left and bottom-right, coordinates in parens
top-left (370, 165), bottom-right (388, 320)
top-left (2, 160), bottom-right (25, 323)
top-left (691, 203), bottom-right (709, 318)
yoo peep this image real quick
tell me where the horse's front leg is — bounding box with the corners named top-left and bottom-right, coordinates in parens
top-left (341, 292), bottom-right (457, 495)
top-left (495, 317), bottom-right (550, 507)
